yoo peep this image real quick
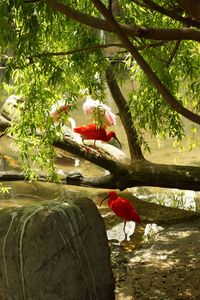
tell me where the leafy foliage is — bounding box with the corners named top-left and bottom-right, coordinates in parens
top-left (126, 39), bottom-right (199, 142)
top-left (0, 0), bottom-right (200, 177)
top-left (0, 183), bottom-right (11, 194)
top-left (0, 0), bottom-right (108, 177)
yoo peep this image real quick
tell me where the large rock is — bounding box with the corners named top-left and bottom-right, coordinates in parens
top-left (0, 195), bottom-right (115, 300)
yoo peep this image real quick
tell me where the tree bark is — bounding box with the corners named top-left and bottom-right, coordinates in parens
top-left (42, 0), bottom-right (200, 42)
top-left (177, 0), bottom-right (200, 21)
top-left (65, 159), bottom-right (200, 191)
top-left (2, 110), bottom-right (200, 192)
top-left (139, 0), bottom-right (200, 27)
top-left (105, 67), bottom-right (144, 160)
top-left (1, 116), bottom-right (200, 192)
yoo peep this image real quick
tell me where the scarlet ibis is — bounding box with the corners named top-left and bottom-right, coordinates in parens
top-left (83, 96), bottom-right (116, 127)
top-left (100, 191), bottom-right (141, 238)
top-left (73, 123), bottom-right (121, 147)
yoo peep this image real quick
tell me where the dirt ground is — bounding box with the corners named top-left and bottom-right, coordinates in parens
top-left (111, 220), bottom-right (200, 300)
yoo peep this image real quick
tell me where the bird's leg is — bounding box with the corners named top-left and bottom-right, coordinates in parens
top-left (123, 221), bottom-right (128, 240)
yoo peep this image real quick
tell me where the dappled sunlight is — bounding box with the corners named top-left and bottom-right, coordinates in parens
top-left (114, 222), bottom-right (200, 299)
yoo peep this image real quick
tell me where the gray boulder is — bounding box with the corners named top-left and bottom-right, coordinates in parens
top-left (0, 195), bottom-right (115, 300)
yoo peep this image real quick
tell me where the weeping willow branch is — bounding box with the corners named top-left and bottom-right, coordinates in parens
top-left (92, 0), bottom-right (200, 126)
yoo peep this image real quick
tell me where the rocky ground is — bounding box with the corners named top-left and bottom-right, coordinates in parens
top-left (110, 220), bottom-right (200, 300)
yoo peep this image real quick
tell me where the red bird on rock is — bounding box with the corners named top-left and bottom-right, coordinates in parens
top-left (100, 191), bottom-right (141, 238)
top-left (73, 124), bottom-right (121, 147)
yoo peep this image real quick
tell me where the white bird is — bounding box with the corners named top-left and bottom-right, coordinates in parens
top-left (83, 96), bottom-right (117, 127)
top-left (50, 100), bottom-right (76, 130)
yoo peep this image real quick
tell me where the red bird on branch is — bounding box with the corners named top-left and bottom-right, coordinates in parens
top-left (100, 191), bottom-right (141, 238)
top-left (73, 124), bottom-right (121, 147)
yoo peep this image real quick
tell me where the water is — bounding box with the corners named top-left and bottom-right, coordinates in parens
top-left (1, 92), bottom-right (200, 243)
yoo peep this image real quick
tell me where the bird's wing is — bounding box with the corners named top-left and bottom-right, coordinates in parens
top-left (109, 198), bottom-right (141, 223)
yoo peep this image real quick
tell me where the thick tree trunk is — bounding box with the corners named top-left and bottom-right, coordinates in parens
top-left (0, 196), bottom-right (115, 300)
top-left (64, 159), bottom-right (200, 191)
top-left (2, 155), bottom-right (200, 191)
top-left (114, 160), bottom-right (200, 191)
top-left (1, 101), bottom-right (200, 192)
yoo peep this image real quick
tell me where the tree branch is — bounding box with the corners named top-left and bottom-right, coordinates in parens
top-left (2, 154), bottom-right (200, 191)
top-left (177, 0), bottom-right (200, 21)
top-left (92, 0), bottom-right (200, 126)
top-left (105, 67), bottom-right (144, 160)
top-left (0, 171), bottom-right (117, 189)
top-left (42, 0), bottom-right (200, 42)
top-left (166, 40), bottom-right (181, 68)
top-left (134, 0), bottom-right (200, 28)
top-left (2, 119), bottom-right (200, 191)
top-left (56, 124), bottom-right (200, 191)
top-left (34, 41), bottom-right (167, 60)
top-left (37, 43), bottom-right (124, 57)
top-left (53, 136), bottom-right (129, 173)
top-left (65, 172), bottom-right (117, 188)
top-left (66, 159), bottom-right (200, 191)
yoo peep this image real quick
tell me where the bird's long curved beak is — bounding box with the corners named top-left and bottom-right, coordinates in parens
top-left (114, 136), bottom-right (122, 149)
top-left (99, 195), bottom-right (109, 207)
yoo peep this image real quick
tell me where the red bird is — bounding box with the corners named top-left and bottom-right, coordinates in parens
top-left (73, 124), bottom-right (121, 147)
top-left (100, 191), bottom-right (141, 238)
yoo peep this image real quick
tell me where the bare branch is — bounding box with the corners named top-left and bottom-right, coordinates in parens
top-left (0, 170), bottom-right (118, 189)
top-left (53, 131), bottom-right (200, 191)
top-left (42, 0), bottom-right (200, 42)
top-left (65, 172), bottom-right (117, 189)
top-left (37, 43), bottom-right (124, 57)
top-left (34, 41), bottom-right (167, 61)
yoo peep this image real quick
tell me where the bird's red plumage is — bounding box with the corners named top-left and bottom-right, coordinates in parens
top-left (73, 124), bottom-right (116, 142)
top-left (107, 192), bottom-right (141, 223)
